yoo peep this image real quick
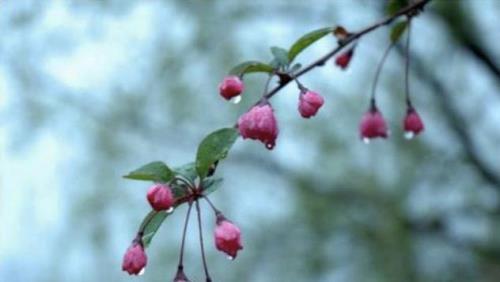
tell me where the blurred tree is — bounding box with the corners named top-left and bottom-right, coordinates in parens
top-left (0, 1), bottom-right (499, 282)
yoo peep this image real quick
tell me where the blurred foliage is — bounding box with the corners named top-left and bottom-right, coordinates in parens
top-left (1, 0), bottom-right (499, 282)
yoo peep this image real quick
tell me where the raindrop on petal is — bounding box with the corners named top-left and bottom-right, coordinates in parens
top-left (166, 206), bottom-right (175, 214)
top-left (265, 142), bottom-right (275, 150)
top-left (230, 95), bottom-right (242, 104)
top-left (362, 137), bottom-right (371, 144)
top-left (226, 255), bottom-right (235, 261)
top-left (404, 131), bottom-right (415, 140)
top-left (138, 268), bottom-right (146, 276)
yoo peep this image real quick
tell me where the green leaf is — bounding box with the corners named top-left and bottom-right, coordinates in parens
top-left (195, 128), bottom-right (239, 179)
top-left (390, 21), bottom-right (408, 43)
top-left (269, 58), bottom-right (280, 69)
top-left (123, 161), bottom-right (174, 183)
top-left (201, 177), bottom-right (223, 196)
top-left (270, 46), bottom-right (290, 67)
top-left (387, 0), bottom-right (408, 16)
top-left (290, 63), bottom-right (302, 74)
top-left (228, 61), bottom-right (274, 76)
top-left (140, 210), bottom-right (171, 248)
top-left (288, 27), bottom-right (334, 62)
top-left (173, 162), bottom-right (198, 183)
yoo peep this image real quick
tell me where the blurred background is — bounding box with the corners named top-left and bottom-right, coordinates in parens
top-left (1, 0), bottom-right (499, 281)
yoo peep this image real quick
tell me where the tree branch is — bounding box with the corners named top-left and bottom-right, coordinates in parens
top-left (254, 0), bottom-right (432, 105)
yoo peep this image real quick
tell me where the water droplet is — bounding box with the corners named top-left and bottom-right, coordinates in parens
top-left (362, 137), bottom-right (371, 144)
top-left (404, 131), bottom-right (414, 140)
top-left (265, 142), bottom-right (275, 150)
top-left (226, 255), bottom-right (235, 261)
top-left (166, 206), bottom-right (175, 214)
top-left (230, 95), bottom-right (242, 104)
top-left (138, 268), bottom-right (146, 276)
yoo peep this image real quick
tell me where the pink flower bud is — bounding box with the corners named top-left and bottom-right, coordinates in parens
top-left (403, 107), bottom-right (424, 137)
top-left (298, 90), bottom-right (324, 118)
top-left (359, 105), bottom-right (388, 140)
top-left (335, 48), bottom-right (354, 69)
top-left (214, 218), bottom-right (243, 259)
top-left (122, 243), bottom-right (147, 275)
top-left (147, 184), bottom-right (175, 211)
top-left (237, 103), bottom-right (279, 150)
top-left (219, 75), bottom-right (244, 100)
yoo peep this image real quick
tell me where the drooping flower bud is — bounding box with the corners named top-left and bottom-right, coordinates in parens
top-left (237, 103), bottom-right (279, 150)
top-left (335, 48), bottom-right (354, 69)
top-left (214, 215), bottom-right (243, 259)
top-left (147, 184), bottom-right (175, 211)
top-left (122, 242), bottom-right (147, 275)
top-left (298, 90), bottom-right (324, 118)
top-left (219, 75), bottom-right (244, 101)
top-left (403, 107), bottom-right (424, 139)
top-left (359, 103), bottom-right (388, 141)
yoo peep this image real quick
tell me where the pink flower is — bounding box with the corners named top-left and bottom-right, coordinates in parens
top-left (238, 103), bottom-right (279, 150)
top-left (122, 243), bottom-right (147, 275)
top-left (214, 218), bottom-right (243, 259)
top-left (147, 184), bottom-right (175, 211)
top-left (359, 105), bottom-right (388, 140)
top-left (403, 107), bottom-right (424, 137)
top-left (335, 48), bottom-right (354, 69)
top-left (298, 90), bottom-right (324, 118)
top-left (219, 75), bottom-right (244, 100)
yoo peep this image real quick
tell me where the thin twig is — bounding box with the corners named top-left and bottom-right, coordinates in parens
top-left (259, 0), bottom-right (431, 104)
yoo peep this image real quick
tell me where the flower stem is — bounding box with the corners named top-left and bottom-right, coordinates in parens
top-left (202, 195), bottom-right (221, 216)
top-left (195, 200), bottom-right (212, 282)
top-left (371, 42), bottom-right (395, 101)
top-left (177, 201), bottom-right (193, 268)
top-left (405, 18), bottom-right (413, 108)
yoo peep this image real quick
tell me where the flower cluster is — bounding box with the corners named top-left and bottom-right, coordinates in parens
top-left (219, 76), bottom-right (326, 150)
top-left (122, 182), bottom-right (243, 281)
top-left (122, 2), bottom-right (432, 280)
top-left (359, 101), bottom-right (424, 142)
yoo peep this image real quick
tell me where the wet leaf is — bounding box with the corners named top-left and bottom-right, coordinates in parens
top-left (390, 21), bottom-right (408, 43)
top-left (228, 61), bottom-right (274, 76)
top-left (196, 128), bottom-right (239, 179)
top-left (140, 210), bottom-right (171, 248)
top-left (173, 162), bottom-right (198, 184)
top-left (289, 27), bottom-right (334, 62)
top-left (201, 177), bottom-right (223, 196)
top-left (270, 46), bottom-right (290, 67)
top-left (387, 0), bottom-right (409, 16)
top-left (123, 161), bottom-right (174, 183)
top-left (290, 63), bottom-right (302, 74)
